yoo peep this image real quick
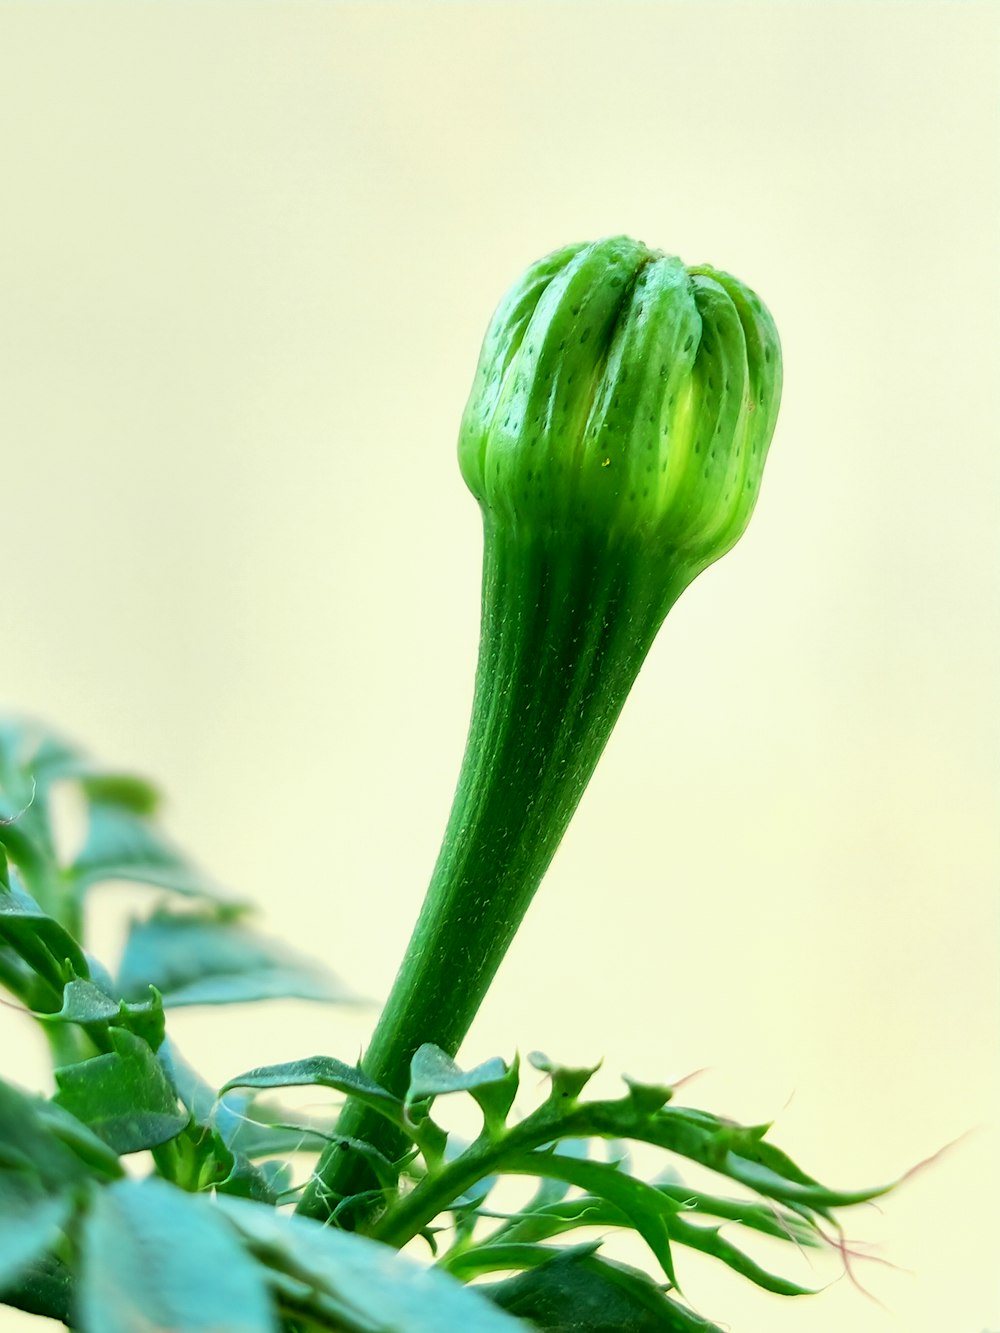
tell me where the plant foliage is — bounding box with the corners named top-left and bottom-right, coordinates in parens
top-left (1, 719), bottom-right (891, 1331)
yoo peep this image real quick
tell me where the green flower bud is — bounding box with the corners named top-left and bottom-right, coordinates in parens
top-left (459, 236), bottom-right (780, 597)
top-left (302, 238), bottom-right (781, 1225)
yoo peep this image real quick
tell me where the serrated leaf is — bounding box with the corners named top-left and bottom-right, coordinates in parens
top-left (216, 1194), bottom-right (525, 1333)
top-left (118, 908), bottom-right (357, 1008)
top-left (624, 1076), bottom-right (674, 1115)
top-left (68, 802), bottom-right (235, 901)
top-left (78, 1178), bottom-right (278, 1333)
top-left (54, 1028), bottom-right (188, 1153)
top-left (481, 1193), bottom-right (629, 1250)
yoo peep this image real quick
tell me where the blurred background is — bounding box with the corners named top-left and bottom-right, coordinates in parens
top-left (1, 3), bottom-right (997, 1330)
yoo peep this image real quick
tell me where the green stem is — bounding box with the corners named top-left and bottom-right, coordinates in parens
top-left (299, 521), bottom-right (684, 1222)
top-left (370, 1092), bottom-right (654, 1251)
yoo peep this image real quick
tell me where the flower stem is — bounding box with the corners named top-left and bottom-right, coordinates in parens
top-left (298, 520), bottom-right (684, 1222)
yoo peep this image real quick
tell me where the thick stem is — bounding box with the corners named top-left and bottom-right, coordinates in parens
top-left (299, 520), bottom-right (685, 1222)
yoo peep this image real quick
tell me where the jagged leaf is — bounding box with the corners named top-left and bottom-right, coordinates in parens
top-left (662, 1212), bottom-right (816, 1296)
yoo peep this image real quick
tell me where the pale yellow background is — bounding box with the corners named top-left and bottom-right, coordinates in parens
top-left (1, 4), bottom-right (997, 1331)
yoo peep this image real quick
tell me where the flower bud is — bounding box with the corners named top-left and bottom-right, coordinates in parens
top-left (459, 236), bottom-right (781, 594)
top-left (303, 238), bottom-right (782, 1226)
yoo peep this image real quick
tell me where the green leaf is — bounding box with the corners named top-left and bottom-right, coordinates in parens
top-left (39, 976), bottom-right (168, 1051)
top-left (77, 772), bottom-right (160, 816)
top-left (216, 1194), bottom-right (526, 1333)
top-left (0, 1077), bottom-right (122, 1189)
top-left (482, 1247), bottom-right (724, 1332)
top-left (118, 907), bottom-right (357, 1008)
top-left (651, 1176), bottom-right (820, 1247)
top-left (0, 1175), bottom-right (72, 1292)
top-left (159, 1040), bottom-right (332, 1160)
top-left (445, 1240), bottom-right (597, 1279)
top-left (408, 1045), bottom-right (519, 1132)
top-left (529, 1050), bottom-right (601, 1102)
top-left (0, 1250), bottom-right (73, 1324)
top-left (54, 1028), bottom-right (189, 1153)
top-left (504, 1150), bottom-right (677, 1287)
top-left (47, 977), bottom-right (120, 1024)
top-left (78, 1178), bottom-right (278, 1333)
top-left (662, 1212), bottom-right (816, 1296)
top-left (68, 802), bottom-right (236, 901)
top-left (221, 1057), bottom-right (406, 1130)
top-left (0, 875), bottom-right (89, 992)
top-left (0, 1075), bottom-right (123, 1295)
